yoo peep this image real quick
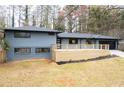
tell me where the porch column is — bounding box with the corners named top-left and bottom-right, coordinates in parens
top-left (96, 40), bottom-right (99, 49)
top-left (116, 40), bottom-right (118, 49)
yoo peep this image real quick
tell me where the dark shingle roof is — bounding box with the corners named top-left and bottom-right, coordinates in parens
top-left (4, 26), bottom-right (61, 33)
top-left (57, 32), bottom-right (119, 40)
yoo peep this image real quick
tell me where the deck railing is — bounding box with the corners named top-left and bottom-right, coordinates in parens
top-left (52, 44), bottom-right (109, 50)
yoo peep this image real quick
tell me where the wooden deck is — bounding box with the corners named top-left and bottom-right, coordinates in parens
top-left (51, 44), bottom-right (110, 62)
top-left (52, 44), bottom-right (109, 50)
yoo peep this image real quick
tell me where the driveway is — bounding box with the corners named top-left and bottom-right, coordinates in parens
top-left (110, 50), bottom-right (124, 57)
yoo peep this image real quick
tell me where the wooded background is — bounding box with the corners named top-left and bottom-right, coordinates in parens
top-left (0, 5), bottom-right (124, 39)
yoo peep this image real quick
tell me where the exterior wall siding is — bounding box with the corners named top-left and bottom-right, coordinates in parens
top-left (5, 31), bottom-right (57, 61)
top-left (5, 30), bottom-right (118, 61)
top-left (61, 39), bottom-right (69, 49)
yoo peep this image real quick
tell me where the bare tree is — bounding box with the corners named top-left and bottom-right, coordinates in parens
top-left (17, 5), bottom-right (24, 27)
top-left (24, 5), bottom-right (29, 26)
top-left (12, 5), bottom-right (15, 27)
top-left (32, 15), bottom-right (36, 26)
top-left (0, 6), bottom-right (6, 29)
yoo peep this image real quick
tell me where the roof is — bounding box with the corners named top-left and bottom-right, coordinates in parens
top-left (4, 26), bottom-right (61, 33)
top-left (57, 32), bottom-right (120, 40)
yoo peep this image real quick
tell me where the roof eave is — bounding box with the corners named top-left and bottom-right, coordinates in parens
top-left (4, 29), bottom-right (61, 33)
top-left (58, 36), bottom-right (120, 40)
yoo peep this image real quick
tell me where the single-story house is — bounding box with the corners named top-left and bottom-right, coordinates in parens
top-left (4, 26), bottom-right (120, 61)
top-left (57, 32), bottom-right (119, 49)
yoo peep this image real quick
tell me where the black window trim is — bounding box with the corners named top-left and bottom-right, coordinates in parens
top-left (14, 47), bottom-right (31, 54)
top-left (48, 33), bottom-right (55, 35)
top-left (69, 38), bottom-right (78, 44)
top-left (35, 47), bottom-right (50, 53)
top-left (86, 39), bottom-right (93, 44)
top-left (14, 32), bottom-right (31, 38)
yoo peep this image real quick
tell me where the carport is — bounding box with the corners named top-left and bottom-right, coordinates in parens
top-left (99, 40), bottom-right (118, 50)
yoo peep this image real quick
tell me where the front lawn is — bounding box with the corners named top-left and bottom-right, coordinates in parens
top-left (0, 57), bottom-right (124, 87)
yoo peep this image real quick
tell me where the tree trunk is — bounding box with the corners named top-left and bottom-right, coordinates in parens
top-left (12, 6), bottom-right (15, 27)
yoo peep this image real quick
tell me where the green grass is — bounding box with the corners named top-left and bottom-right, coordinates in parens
top-left (0, 57), bottom-right (124, 87)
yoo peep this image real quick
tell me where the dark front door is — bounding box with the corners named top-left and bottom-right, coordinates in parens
top-left (99, 40), bottom-right (116, 49)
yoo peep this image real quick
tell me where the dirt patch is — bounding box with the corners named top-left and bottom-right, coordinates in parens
top-left (57, 55), bottom-right (117, 65)
top-left (5, 58), bottom-right (53, 64)
top-left (54, 77), bottom-right (76, 86)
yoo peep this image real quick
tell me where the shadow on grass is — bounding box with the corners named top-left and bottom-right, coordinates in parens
top-left (56, 55), bottom-right (118, 65)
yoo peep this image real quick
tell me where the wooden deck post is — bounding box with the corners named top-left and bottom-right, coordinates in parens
top-left (100, 44), bottom-right (102, 49)
top-left (93, 44), bottom-right (95, 49)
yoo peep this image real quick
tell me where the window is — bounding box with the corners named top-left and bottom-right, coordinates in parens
top-left (14, 32), bottom-right (31, 38)
top-left (35, 48), bottom-right (50, 53)
top-left (48, 33), bottom-right (55, 35)
top-left (14, 48), bottom-right (31, 54)
top-left (69, 38), bottom-right (78, 44)
top-left (86, 40), bottom-right (92, 44)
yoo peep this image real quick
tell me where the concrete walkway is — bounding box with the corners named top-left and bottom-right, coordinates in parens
top-left (110, 50), bottom-right (124, 58)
